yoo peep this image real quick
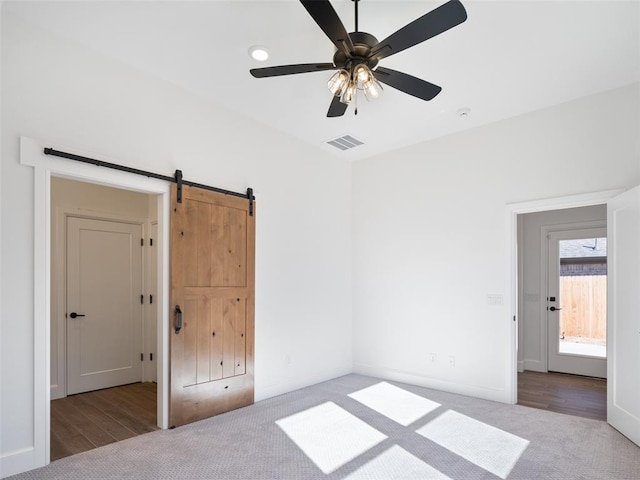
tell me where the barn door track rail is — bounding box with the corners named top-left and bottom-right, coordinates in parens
top-left (44, 148), bottom-right (255, 215)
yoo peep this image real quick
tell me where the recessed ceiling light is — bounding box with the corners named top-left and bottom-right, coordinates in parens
top-left (249, 45), bottom-right (269, 62)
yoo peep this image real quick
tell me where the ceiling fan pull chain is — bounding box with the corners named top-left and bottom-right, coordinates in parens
top-left (354, 88), bottom-right (358, 115)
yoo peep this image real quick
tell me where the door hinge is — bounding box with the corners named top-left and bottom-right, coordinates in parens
top-left (141, 238), bottom-right (144, 246)
top-left (140, 353), bottom-right (144, 361)
top-left (150, 294), bottom-right (153, 304)
top-left (150, 353), bottom-right (153, 361)
top-left (150, 238), bottom-right (153, 246)
top-left (141, 294), bottom-right (144, 304)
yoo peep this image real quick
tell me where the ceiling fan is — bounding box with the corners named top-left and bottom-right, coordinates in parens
top-left (250, 0), bottom-right (468, 117)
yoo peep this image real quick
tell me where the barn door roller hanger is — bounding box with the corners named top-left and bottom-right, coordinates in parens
top-left (43, 148), bottom-right (255, 215)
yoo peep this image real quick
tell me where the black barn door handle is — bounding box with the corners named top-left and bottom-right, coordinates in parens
top-left (175, 305), bottom-right (183, 334)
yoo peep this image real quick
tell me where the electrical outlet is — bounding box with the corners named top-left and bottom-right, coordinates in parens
top-left (285, 354), bottom-right (292, 365)
top-left (429, 353), bottom-right (437, 363)
top-left (449, 355), bottom-right (456, 367)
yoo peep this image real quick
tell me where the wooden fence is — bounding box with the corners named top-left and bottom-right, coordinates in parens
top-left (559, 275), bottom-right (607, 341)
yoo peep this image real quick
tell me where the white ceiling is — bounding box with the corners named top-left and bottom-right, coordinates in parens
top-left (5, 1), bottom-right (640, 161)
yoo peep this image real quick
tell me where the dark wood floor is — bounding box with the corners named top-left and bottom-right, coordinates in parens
top-left (518, 371), bottom-right (606, 421)
top-left (51, 382), bottom-right (158, 461)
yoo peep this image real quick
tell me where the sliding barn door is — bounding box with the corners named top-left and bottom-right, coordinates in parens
top-left (169, 184), bottom-right (255, 427)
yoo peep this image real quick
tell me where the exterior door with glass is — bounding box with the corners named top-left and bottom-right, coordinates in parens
top-left (547, 227), bottom-right (607, 378)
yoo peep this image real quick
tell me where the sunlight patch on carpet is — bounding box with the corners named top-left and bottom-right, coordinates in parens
top-left (348, 382), bottom-right (441, 426)
top-left (344, 445), bottom-right (452, 480)
top-left (416, 410), bottom-right (529, 479)
top-left (276, 401), bottom-right (387, 474)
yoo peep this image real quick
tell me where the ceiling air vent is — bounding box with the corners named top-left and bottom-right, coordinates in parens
top-left (326, 135), bottom-right (364, 151)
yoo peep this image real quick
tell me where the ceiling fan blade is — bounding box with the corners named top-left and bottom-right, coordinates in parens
top-left (250, 63), bottom-right (336, 78)
top-left (327, 95), bottom-right (348, 117)
top-left (373, 67), bottom-right (442, 101)
top-left (300, 0), bottom-right (355, 55)
top-left (370, 0), bottom-right (467, 61)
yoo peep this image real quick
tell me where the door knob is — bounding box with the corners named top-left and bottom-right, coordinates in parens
top-left (549, 306), bottom-right (562, 312)
top-left (69, 312), bottom-right (85, 318)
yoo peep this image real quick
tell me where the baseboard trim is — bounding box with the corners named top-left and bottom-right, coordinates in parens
top-left (255, 367), bottom-right (352, 403)
top-left (524, 360), bottom-right (546, 372)
top-left (50, 385), bottom-right (65, 401)
top-left (352, 364), bottom-right (510, 404)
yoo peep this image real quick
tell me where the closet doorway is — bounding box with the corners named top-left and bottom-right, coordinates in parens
top-left (50, 178), bottom-right (160, 460)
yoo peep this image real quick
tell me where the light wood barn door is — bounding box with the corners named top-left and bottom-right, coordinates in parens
top-left (169, 184), bottom-right (255, 427)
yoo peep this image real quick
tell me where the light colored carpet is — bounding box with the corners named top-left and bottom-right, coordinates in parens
top-left (9, 374), bottom-right (640, 479)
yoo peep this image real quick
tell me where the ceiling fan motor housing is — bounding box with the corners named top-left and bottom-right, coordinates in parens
top-left (333, 31), bottom-right (379, 70)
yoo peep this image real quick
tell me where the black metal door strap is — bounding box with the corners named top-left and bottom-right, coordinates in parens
top-left (43, 148), bottom-right (255, 214)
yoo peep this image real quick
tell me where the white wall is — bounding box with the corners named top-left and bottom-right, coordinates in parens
top-left (0, 12), bottom-right (352, 476)
top-left (518, 205), bottom-right (607, 372)
top-left (352, 82), bottom-right (640, 402)
top-left (50, 178), bottom-right (154, 399)
top-left (52, 177), bottom-right (152, 218)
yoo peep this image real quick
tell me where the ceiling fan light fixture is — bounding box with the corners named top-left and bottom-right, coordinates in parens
top-left (248, 0), bottom-right (468, 117)
top-left (363, 76), bottom-right (383, 99)
top-left (354, 64), bottom-right (372, 86)
top-left (340, 82), bottom-right (356, 104)
top-left (328, 69), bottom-right (350, 96)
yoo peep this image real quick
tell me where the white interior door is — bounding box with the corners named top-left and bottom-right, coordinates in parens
top-left (607, 186), bottom-right (640, 446)
top-left (547, 227), bottom-right (607, 378)
top-left (67, 216), bottom-right (143, 395)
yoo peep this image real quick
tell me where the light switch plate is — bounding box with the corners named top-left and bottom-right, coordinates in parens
top-left (487, 294), bottom-right (504, 305)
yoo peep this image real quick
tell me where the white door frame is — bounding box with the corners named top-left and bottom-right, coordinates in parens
top-left (19, 136), bottom-right (171, 468)
top-left (145, 221), bottom-right (159, 383)
top-left (506, 189), bottom-right (624, 404)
